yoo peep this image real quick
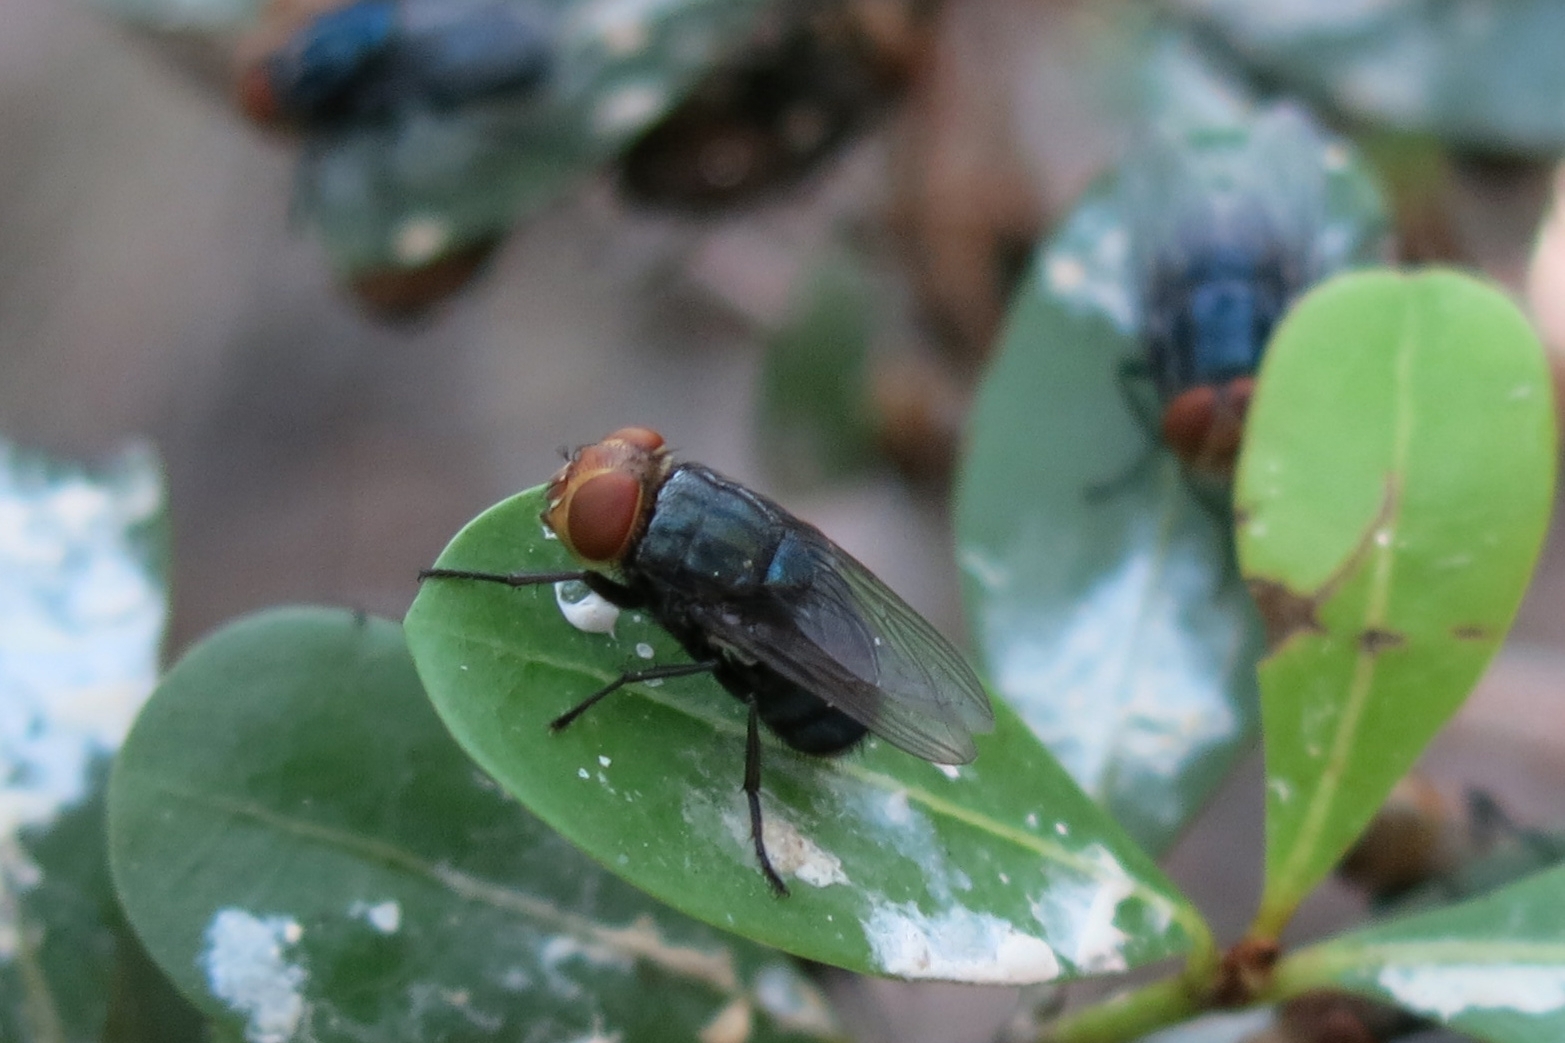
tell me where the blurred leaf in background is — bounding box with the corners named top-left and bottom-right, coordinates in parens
top-left (617, 0), bottom-right (931, 211)
top-left (0, 439), bottom-right (176, 1042)
top-left (293, 0), bottom-right (772, 284)
top-left (1168, 0), bottom-right (1565, 156)
top-left (111, 608), bottom-right (845, 1043)
top-left (955, 97), bottom-right (1388, 857)
top-left (91, 0), bottom-right (779, 312)
top-left (1282, 863), bottom-right (1565, 1043)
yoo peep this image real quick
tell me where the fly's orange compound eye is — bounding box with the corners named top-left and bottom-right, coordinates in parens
top-left (236, 62), bottom-right (282, 128)
top-left (605, 426), bottom-right (666, 453)
top-left (562, 471), bottom-right (644, 563)
top-left (542, 427), bottom-right (671, 564)
top-left (1161, 386), bottom-right (1219, 462)
top-left (1224, 376), bottom-right (1256, 415)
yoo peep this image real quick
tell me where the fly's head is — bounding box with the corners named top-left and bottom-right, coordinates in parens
top-left (544, 427), bottom-right (673, 571)
top-left (1161, 375), bottom-right (1256, 482)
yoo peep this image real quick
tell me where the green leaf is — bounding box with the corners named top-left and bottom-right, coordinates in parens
top-left (756, 252), bottom-right (878, 489)
top-left (0, 440), bottom-right (171, 1043)
top-left (110, 608), bottom-right (842, 1043)
top-left (302, 0), bottom-right (771, 275)
top-left (1278, 864), bottom-right (1565, 1042)
top-left (955, 108), bottom-right (1387, 856)
top-left (1172, 0), bottom-right (1565, 155)
top-left (404, 490), bottom-right (1204, 984)
top-left (1237, 270), bottom-right (1557, 934)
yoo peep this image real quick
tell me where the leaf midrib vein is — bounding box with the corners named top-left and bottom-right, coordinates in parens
top-left (1274, 288), bottom-right (1418, 904)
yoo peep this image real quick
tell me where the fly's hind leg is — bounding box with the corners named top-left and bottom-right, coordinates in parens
top-left (744, 695), bottom-right (790, 897)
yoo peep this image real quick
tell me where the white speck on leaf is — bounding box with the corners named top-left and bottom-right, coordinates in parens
top-left (757, 815), bottom-right (847, 888)
top-left (578, 768), bottom-right (590, 779)
top-left (391, 215), bottom-right (450, 266)
top-left (350, 900), bottom-right (401, 934)
top-left (201, 909), bottom-right (308, 1043)
top-left (694, 793), bottom-right (847, 887)
top-left (1378, 965), bottom-right (1565, 1019)
top-left (752, 963), bottom-right (841, 1036)
top-left (599, 755), bottom-right (612, 767)
top-left (863, 902), bottom-right (1060, 983)
top-left (635, 642), bottom-right (654, 659)
top-left (594, 83), bottom-right (666, 136)
top-left (936, 764), bottom-right (961, 780)
top-left (555, 581), bottom-right (619, 635)
top-left (1029, 844), bottom-right (1165, 975)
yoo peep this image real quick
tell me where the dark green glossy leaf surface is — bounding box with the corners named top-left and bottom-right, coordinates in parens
top-left (1172, 0), bottom-right (1565, 155)
top-left (404, 489), bottom-right (1204, 984)
top-left (0, 440), bottom-right (168, 1042)
top-left (954, 109), bottom-right (1387, 857)
top-left (110, 608), bottom-right (843, 1043)
top-left (1236, 270), bottom-right (1557, 932)
top-left (1280, 865), bottom-right (1565, 1043)
top-left (301, 0), bottom-right (769, 274)
top-left (756, 252), bottom-right (877, 489)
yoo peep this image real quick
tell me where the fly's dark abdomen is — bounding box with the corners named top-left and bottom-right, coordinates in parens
top-left (718, 658), bottom-right (868, 755)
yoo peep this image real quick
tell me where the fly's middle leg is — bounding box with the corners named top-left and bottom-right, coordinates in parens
top-left (550, 660), bottom-right (717, 731)
top-left (744, 694), bottom-right (790, 897)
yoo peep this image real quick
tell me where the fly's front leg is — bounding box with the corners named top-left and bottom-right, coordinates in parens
top-left (744, 695), bottom-right (789, 897)
top-left (419, 566), bottom-right (587, 586)
top-left (550, 660), bottom-right (716, 731)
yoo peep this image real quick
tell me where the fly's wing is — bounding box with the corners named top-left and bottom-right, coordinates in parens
top-left (688, 526), bottom-right (994, 764)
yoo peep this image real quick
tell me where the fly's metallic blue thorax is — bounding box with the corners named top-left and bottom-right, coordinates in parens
top-left (631, 464), bottom-right (804, 597)
top-left (269, 0), bottom-right (398, 117)
top-left (267, 0), bottom-right (552, 124)
top-left (1146, 234), bottom-right (1290, 399)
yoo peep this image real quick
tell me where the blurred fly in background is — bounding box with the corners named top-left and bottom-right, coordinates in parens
top-left (235, 0), bottom-right (554, 130)
top-left (1111, 107), bottom-right (1341, 485)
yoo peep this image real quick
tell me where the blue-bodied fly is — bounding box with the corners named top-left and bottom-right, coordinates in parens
top-left (237, 0), bottom-right (553, 130)
top-left (1110, 109), bottom-right (1337, 484)
top-left (420, 427), bottom-right (994, 894)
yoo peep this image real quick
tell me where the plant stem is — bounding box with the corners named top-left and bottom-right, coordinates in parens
top-left (1044, 975), bottom-right (1204, 1043)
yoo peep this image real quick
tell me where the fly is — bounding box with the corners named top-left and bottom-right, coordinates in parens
top-left (1099, 109), bottom-right (1334, 490)
top-left (236, 0), bottom-right (553, 131)
top-left (420, 426), bottom-right (994, 894)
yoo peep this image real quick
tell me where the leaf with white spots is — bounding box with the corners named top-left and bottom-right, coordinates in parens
top-left (296, 0), bottom-right (773, 277)
top-left (109, 609), bottom-right (842, 1043)
top-left (405, 489), bottom-right (1203, 983)
top-left (1169, 0), bottom-right (1565, 155)
top-left (1279, 864), bottom-right (1565, 1043)
top-left (0, 439), bottom-right (174, 1042)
